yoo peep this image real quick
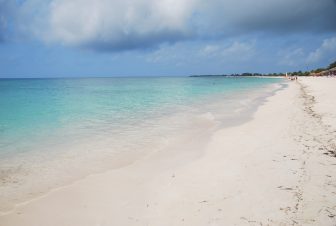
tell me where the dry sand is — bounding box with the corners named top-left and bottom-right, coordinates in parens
top-left (1, 78), bottom-right (336, 226)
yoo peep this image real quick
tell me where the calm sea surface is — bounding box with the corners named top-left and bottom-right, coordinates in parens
top-left (0, 76), bottom-right (280, 151)
top-left (0, 76), bottom-right (284, 210)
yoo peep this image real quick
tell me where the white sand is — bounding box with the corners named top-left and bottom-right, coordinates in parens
top-left (1, 78), bottom-right (336, 226)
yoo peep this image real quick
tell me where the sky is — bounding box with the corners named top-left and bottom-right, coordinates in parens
top-left (0, 0), bottom-right (336, 77)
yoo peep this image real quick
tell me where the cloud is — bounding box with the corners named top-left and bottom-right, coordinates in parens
top-left (199, 45), bottom-right (221, 57)
top-left (221, 41), bottom-right (255, 59)
top-left (146, 40), bottom-right (255, 65)
top-left (0, 0), bottom-right (15, 42)
top-left (10, 0), bottom-right (336, 51)
top-left (33, 0), bottom-right (197, 51)
top-left (145, 42), bottom-right (198, 66)
top-left (307, 37), bottom-right (336, 63)
top-left (278, 48), bottom-right (305, 66)
top-left (200, 41), bottom-right (255, 61)
top-left (198, 0), bottom-right (336, 36)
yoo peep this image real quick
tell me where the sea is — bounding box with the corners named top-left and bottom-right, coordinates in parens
top-left (0, 76), bottom-right (284, 211)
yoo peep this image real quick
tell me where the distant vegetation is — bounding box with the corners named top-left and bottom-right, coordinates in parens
top-left (289, 60), bottom-right (336, 77)
top-left (190, 60), bottom-right (336, 77)
top-left (328, 60), bottom-right (336, 69)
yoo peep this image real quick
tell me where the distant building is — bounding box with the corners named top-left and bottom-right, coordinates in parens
top-left (311, 67), bottom-right (336, 76)
top-left (328, 67), bottom-right (336, 76)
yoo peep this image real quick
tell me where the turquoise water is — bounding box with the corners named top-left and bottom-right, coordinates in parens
top-left (0, 76), bottom-right (284, 209)
top-left (0, 77), bottom-right (280, 153)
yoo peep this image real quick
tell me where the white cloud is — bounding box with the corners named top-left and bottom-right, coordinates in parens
top-left (145, 42), bottom-right (196, 66)
top-left (36, 0), bottom-right (197, 50)
top-left (278, 48), bottom-right (305, 66)
top-left (200, 45), bottom-right (220, 57)
top-left (221, 41), bottom-right (255, 58)
top-left (200, 41), bottom-right (255, 61)
top-left (307, 37), bottom-right (336, 63)
top-left (144, 40), bottom-right (256, 71)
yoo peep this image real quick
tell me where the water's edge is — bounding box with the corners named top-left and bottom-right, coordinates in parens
top-left (0, 77), bottom-right (286, 213)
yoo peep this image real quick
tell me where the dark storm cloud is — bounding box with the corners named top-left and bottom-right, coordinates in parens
top-left (198, 0), bottom-right (336, 37)
top-left (8, 0), bottom-right (336, 51)
top-left (84, 30), bottom-right (191, 52)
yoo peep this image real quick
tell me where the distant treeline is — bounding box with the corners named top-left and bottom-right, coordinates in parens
top-left (288, 60), bottom-right (336, 76)
top-left (190, 60), bottom-right (336, 77)
top-left (190, 73), bottom-right (283, 77)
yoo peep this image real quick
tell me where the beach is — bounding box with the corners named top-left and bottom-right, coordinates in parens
top-left (0, 77), bottom-right (336, 225)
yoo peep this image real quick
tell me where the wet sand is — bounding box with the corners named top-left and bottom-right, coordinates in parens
top-left (1, 78), bottom-right (336, 226)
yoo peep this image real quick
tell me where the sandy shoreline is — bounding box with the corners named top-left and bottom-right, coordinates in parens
top-left (1, 78), bottom-right (336, 225)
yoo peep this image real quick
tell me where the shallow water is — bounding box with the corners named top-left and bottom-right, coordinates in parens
top-left (0, 76), bottom-right (283, 211)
